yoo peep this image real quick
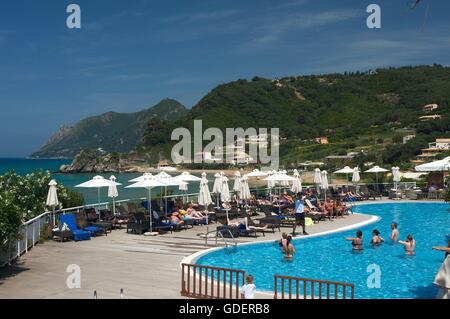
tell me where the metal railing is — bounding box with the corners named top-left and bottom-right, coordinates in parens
top-left (181, 263), bottom-right (246, 299)
top-left (274, 275), bottom-right (354, 299)
top-left (201, 228), bottom-right (237, 248)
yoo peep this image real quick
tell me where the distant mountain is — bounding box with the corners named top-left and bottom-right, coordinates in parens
top-left (31, 99), bottom-right (187, 158)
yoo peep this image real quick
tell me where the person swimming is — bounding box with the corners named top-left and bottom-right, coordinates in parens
top-left (284, 235), bottom-right (296, 259)
top-left (399, 234), bottom-right (416, 255)
top-left (390, 222), bottom-right (399, 242)
top-left (346, 230), bottom-right (363, 251)
top-left (278, 232), bottom-right (288, 253)
top-left (370, 229), bottom-right (385, 246)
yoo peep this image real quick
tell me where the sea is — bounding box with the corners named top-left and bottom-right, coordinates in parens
top-left (0, 158), bottom-right (202, 205)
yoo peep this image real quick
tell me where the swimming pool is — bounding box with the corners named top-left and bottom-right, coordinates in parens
top-left (195, 202), bottom-right (450, 299)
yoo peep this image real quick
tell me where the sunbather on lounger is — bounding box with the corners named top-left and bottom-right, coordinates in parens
top-left (227, 217), bottom-right (268, 231)
top-left (170, 212), bottom-right (185, 226)
top-left (186, 203), bottom-right (205, 218)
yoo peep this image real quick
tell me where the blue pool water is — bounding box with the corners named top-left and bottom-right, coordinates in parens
top-left (196, 203), bottom-right (450, 299)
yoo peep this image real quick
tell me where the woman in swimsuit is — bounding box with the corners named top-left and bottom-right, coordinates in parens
top-left (399, 234), bottom-right (416, 255)
top-left (346, 230), bottom-right (363, 251)
top-left (278, 232), bottom-right (288, 253)
top-left (284, 235), bottom-right (296, 259)
top-left (370, 229), bottom-right (385, 246)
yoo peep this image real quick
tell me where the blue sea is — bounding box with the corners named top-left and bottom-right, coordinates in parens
top-left (0, 158), bottom-right (201, 205)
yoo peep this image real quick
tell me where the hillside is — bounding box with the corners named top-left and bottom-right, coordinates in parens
top-left (31, 99), bottom-right (187, 158)
top-left (60, 65), bottom-right (450, 172)
top-left (135, 65), bottom-right (450, 168)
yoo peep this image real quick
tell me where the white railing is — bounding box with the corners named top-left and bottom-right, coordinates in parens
top-left (0, 182), bottom-right (420, 267)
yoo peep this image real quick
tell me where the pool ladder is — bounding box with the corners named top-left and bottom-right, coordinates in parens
top-left (200, 227), bottom-right (237, 248)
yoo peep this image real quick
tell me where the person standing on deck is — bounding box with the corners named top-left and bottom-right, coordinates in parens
top-left (293, 193), bottom-right (308, 236)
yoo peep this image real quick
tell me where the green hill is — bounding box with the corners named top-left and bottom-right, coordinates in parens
top-left (135, 65), bottom-right (450, 169)
top-left (31, 98), bottom-right (187, 158)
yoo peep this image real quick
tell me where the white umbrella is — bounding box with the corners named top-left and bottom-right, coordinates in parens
top-left (198, 172), bottom-right (212, 207)
top-left (126, 174), bottom-right (167, 233)
top-left (352, 167), bottom-right (361, 192)
top-left (314, 168), bottom-right (322, 193)
top-left (266, 171), bottom-right (275, 191)
top-left (246, 169), bottom-right (268, 177)
top-left (240, 175), bottom-right (251, 201)
top-left (291, 170), bottom-right (302, 193)
top-left (334, 166), bottom-right (354, 186)
top-left (221, 176), bottom-right (231, 202)
top-left (415, 157), bottom-right (450, 172)
top-left (365, 166), bottom-right (388, 193)
top-left (108, 175), bottom-right (119, 215)
top-left (174, 171), bottom-right (202, 182)
top-left (280, 170), bottom-right (290, 187)
top-left (233, 171), bottom-right (242, 197)
top-left (156, 171), bottom-right (181, 215)
top-left (392, 166), bottom-right (401, 190)
top-left (212, 172), bottom-right (223, 208)
top-left (178, 181), bottom-right (188, 191)
top-left (76, 175), bottom-right (121, 207)
top-left (321, 170), bottom-right (329, 200)
top-left (46, 179), bottom-right (59, 207)
top-left (220, 176), bottom-right (231, 220)
top-left (128, 172), bottom-right (152, 183)
top-left (246, 169), bottom-right (267, 197)
top-left (198, 172), bottom-right (212, 224)
top-left (174, 171), bottom-right (200, 202)
top-left (46, 179), bottom-right (59, 224)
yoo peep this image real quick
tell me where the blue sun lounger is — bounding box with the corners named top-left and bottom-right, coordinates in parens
top-left (59, 214), bottom-right (91, 241)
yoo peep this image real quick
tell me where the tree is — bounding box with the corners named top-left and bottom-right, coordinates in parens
top-left (0, 190), bottom-right (22, 249)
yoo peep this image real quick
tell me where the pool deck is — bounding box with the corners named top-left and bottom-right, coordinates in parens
top-left (0, 207), bottom-right (380, 299)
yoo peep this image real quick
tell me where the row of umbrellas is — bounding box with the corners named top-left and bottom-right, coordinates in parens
top-left (45, 158), bottom-right (449, 231)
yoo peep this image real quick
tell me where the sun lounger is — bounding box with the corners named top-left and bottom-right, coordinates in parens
top-left (126, 213), bottom-right (149, 234)
top-left (59, 214), bottom-right (91, 241)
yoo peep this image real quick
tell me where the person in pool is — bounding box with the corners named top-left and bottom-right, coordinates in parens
top-left (346, 230), bottom-right (363, 251)
top-left (390, 223), bottom-right (399, 242)
top-left (370, 229), bottom-right (385, 246)
top-left (278, 232), bottom-right (288, 253)
top-left (399, 234), bottom-right (416, 255)
top-left (432, 240), bottom-right (450, 260)
top-left (284, 235), bottom-right (296, 259)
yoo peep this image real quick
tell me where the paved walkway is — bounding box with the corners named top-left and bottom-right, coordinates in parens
top-left (0, 213), bottom-right (373, 299)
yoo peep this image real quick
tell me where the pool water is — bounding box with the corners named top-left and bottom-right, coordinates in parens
top-left (196, 203), bottom-right (450, 299)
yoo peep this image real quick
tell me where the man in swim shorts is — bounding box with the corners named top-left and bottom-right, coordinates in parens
top-left (292, 193), bottom-right (308, 236)
top-left (390, 222), bottom-right (399, 242)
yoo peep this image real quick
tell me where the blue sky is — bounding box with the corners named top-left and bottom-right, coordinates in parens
top-left (1, 0), bottom-right (450, 157)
